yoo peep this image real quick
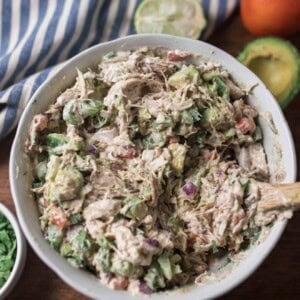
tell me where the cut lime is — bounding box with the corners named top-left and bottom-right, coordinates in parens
top-left (134, 0), bottom-right (207, 39)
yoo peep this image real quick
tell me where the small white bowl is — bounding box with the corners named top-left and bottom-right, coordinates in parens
top-left (0, 203), bottom-right (27, 299)
top-left (10, 34), bottom-right (296, 299)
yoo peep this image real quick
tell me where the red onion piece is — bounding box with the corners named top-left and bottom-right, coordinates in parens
top-left (139, 281), bottom-right (153, 294)
top-left (87, 144), bottom-right (97, 154)
top-left (182, 182), bottom-right (197, 197)
top-left (144, 238), bottom-right (160, 248)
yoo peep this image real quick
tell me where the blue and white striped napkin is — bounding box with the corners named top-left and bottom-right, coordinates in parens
top-left (0, 0), bottom-right (238, 139)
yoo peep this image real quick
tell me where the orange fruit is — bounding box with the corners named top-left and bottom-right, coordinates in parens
top-left (240, 0), bottom-right (300, 36)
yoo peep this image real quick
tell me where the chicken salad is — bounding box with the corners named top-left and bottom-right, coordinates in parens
top-left (25, 47), bottom-right (290, 294)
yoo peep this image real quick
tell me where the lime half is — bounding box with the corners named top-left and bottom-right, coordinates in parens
top-left (134, 0), bottom-right (207, 39)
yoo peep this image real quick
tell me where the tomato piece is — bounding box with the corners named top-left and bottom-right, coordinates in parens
top-left (167, 50), bottom-right (191, 62)
top-left (167, 136), bottom-right (180, 145)
top-left (235, 117), bottom-right (255, 134)
top-left (187, 233), bottom-right (198, 247)
top-left (120, 147), bottom-right (136, 159)
top-left (32, 114), bottom-right (48, 131)
top-left (110, 277), bottom-right (129, 290)
top-left (232, 210), bottom-right (246, 226)
top-left (48, 206), bottom-right (67, 228)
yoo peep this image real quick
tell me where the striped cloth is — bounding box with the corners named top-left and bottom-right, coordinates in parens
top-left (0, 0), bottom-right (238, 139)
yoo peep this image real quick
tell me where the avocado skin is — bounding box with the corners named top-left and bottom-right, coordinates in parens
top-left (238, 37), bottom-right (300, 108)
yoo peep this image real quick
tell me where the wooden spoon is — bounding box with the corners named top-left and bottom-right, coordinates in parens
top-left (257, 182), bottom-right (300, 212)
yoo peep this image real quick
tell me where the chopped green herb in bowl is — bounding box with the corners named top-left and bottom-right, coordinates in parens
top-left (0, 213), bottom-right (17, 288)
top-left (0, 204), bottom-right (26, 298)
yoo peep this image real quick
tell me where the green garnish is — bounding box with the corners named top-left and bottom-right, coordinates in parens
top-left (243, 226), bottom-right (262, 244)
top-left (240, 178), bottom-right (250, 193)
top-left (0, 213), bottom-right (17, 288)
top-left (211, 240), bottom-right (219, 254)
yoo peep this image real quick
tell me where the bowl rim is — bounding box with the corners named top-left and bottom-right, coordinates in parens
top-left (9, 34), bottom-right (297, 299)
top-left (0, 203), bottom-right (27, 298)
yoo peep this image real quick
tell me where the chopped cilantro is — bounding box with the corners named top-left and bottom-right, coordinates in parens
top-left (243, 226), bottom-right (262, 244)
top-left (211, 240), bottom-right (219, 254)
top-left (188, 106), bottom-right (201, 122)
top-left (240, 178), bottom-right (250, 193)
top-left (0, 213), bottom-right (17, 288)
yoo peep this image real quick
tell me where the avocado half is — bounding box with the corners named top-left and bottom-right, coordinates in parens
top-left (238, 37), bottom-right (300, 108)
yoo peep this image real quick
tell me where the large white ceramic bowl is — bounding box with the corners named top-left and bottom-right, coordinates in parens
top-left (10, 34), bottom-right (296, 299)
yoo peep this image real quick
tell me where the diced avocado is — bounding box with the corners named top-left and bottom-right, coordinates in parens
top-left (157, 252), bottom-right (182, 282)
top-left (63, 100), bottom-right (82, 125)
top-left (72, 229), bottom-right (91, 253)
top-left (168, 65), bottom-right (199, 89)
top-left (238, 37), bottom-right (300, 108)
top-left (47, 224), bottom-right (63, 250)
top-left (181, 110), bottom-right (194, 124)
top-left (167, 216), bottom-right (184, 231)
top-left (202, 98), bottom-right (234, 130)
top-left (143, 132), bottom-right (166, 149)
top-left (224, 127), bottom-right (236, 138)
top-left (144, 263), bottom-right (166, 290)
top-left (69, 213), bottom-right (83, 225)
top-left (111, 259), bottom-right (133, 277)
top-left (168, 143), bottom-right (187, 176)
top-left (120, 196), bottom-right (148, 220)
top-left (51, 166), bottom-right (84, 201)
top-left (138, 107), bottom-right (152, 120)
top-left (94, 237), bottom-right (112, 272)
top-left (79, 99), bottom-right (103, 118)
top-left (181, 106), bottom-right (201, 125)
top-left (59, 228), bottom-right (92, 268)
top-left (47, 133), bottom-right (83, 154)
top-left (138, 107), bottom-right (152, 135)
top-left (110, 258), bottom-right (142, 278)
top-left (47, 133), bottom-right (67, 148)
top-left (157, 252), bottom-right (172, 280)
top-left (67, 256), bottom-right (85, 268)
top-left (214, 77), bottom-right (229, 99)
top-left (60, 242), bottom-right (73, 257)
top-left (202, 69), bottom-right (226, 81)
top-left (154, 113), bottom-right (172, 130)
top-left (45, 155), bottom-right (61, 182)
top-left (68, 136), bottom-right (84, 152)
top-left (63, 99), bottom-right (102, 125)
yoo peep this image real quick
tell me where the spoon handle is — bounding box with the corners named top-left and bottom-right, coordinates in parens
top-left (257, 182), bottom-right (300, 212)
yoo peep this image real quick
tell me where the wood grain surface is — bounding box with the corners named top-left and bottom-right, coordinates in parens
top-left (1, 11), bottom-right (300, 300)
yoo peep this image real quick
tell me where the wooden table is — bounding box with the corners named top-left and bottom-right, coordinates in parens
top-left (2, 11), bottom-right (300, 300)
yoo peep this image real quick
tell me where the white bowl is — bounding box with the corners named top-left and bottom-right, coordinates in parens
top-left (9, 34), bottom-right (296, 299)
top-left (0, 203), bottom-right (27, 299)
